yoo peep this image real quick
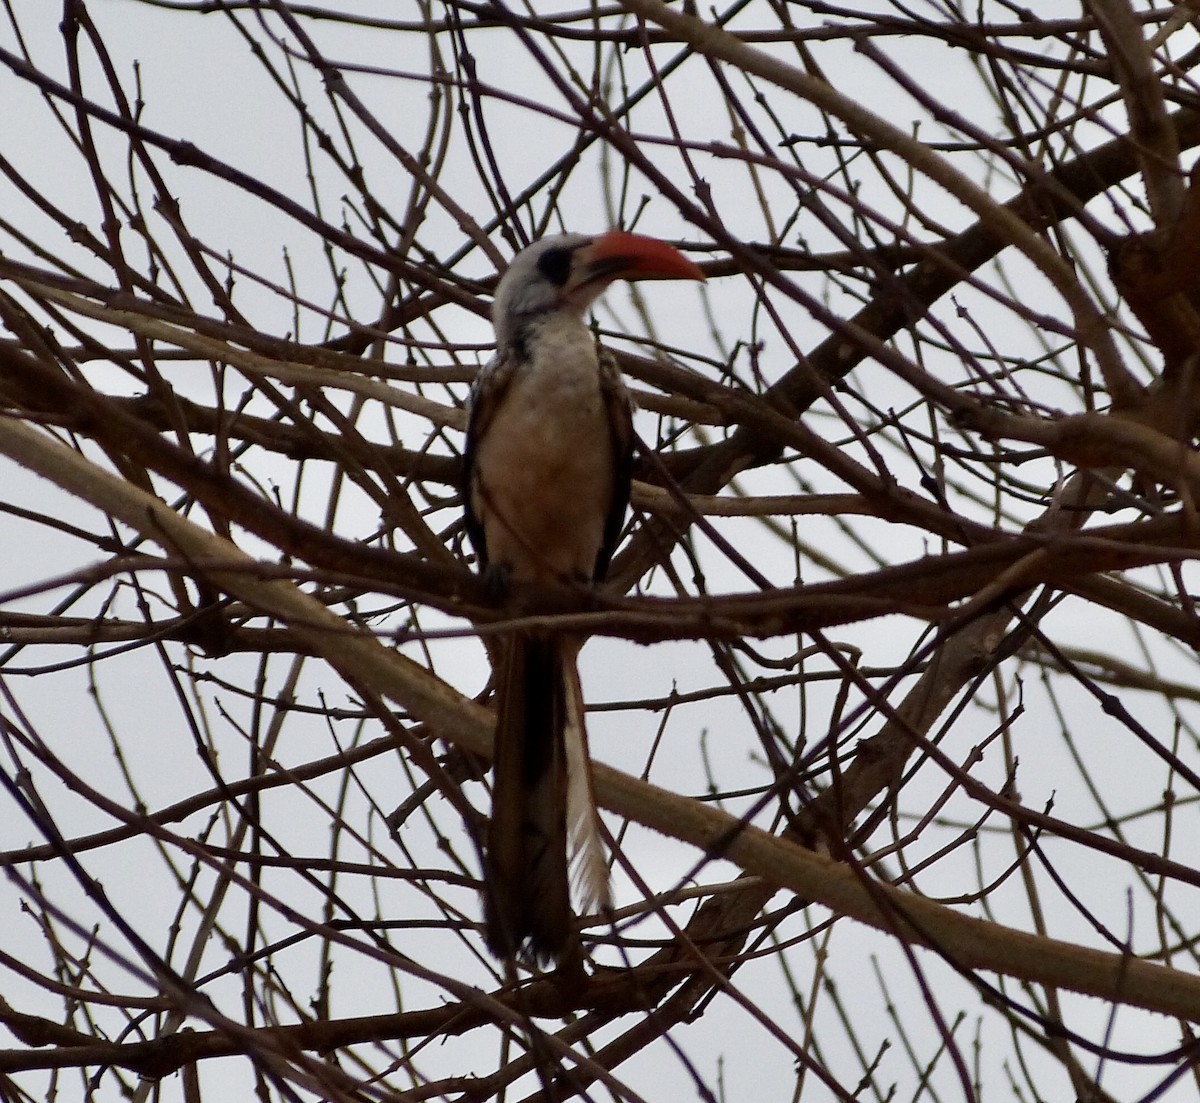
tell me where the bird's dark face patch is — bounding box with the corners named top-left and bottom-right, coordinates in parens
top-left (535, 245), bottom-right (575, 287)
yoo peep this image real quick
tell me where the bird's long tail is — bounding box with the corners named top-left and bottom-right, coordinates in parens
top-left (484, 636), bottom-right (609, 963)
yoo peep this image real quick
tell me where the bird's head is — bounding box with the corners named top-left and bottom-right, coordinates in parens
top-left (491, 231), bottom-right (705, 346)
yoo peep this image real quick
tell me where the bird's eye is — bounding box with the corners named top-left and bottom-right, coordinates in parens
top-left (535, 246), bottom-right (574, 286)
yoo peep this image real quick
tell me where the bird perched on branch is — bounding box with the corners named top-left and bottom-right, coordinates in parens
top-left (463, 231), bottom-right (705, 964)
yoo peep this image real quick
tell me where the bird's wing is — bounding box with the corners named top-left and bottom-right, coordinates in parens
top-left (594, 346), bottom-right (634, 582)
top-left (462, 348), bottom-right (519, 574)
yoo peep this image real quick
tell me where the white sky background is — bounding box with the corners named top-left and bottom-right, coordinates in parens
top-left (0, 1), bottom-right (1199, 1101)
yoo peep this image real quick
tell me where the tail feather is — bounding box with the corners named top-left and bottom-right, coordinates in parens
top-left (484, 635), bottom-right (570, 962)
top-left (562, 645), bottom-right (610, 915)
top-left (484, 636), bottom-right (609, 963)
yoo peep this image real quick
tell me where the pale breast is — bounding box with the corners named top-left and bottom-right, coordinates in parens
top-left (472, 321), bottom-right (620, 586)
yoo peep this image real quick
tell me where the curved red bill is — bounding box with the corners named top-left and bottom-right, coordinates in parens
top-left (586, 230), bottom-right (706, 282)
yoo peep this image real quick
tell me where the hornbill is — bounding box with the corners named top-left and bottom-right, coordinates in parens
top-left (463, 231), bottom-right (705, 964)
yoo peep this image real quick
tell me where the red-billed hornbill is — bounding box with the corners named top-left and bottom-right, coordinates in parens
top-left (464, 231), bottom-right (705, 964)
